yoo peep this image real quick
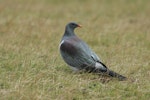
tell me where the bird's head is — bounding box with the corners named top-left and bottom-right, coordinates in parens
top-left (66, 22), bottom-right (82, 30)
top-left (64, 22), bottom-right (82, 36)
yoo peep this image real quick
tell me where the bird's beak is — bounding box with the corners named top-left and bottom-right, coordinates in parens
top-left (78, 25), bottom-right (82, 28)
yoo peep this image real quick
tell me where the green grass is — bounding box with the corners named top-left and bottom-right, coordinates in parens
top-left (0, 0), bottom-right (150, 99)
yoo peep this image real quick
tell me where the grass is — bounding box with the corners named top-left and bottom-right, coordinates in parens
top-left (0, 0), bottom-right (150, 99)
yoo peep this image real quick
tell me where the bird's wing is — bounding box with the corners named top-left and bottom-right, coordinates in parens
top-left (79, 41), bottom-right (101, 61)
top-left (78, 41), bottom-right (107, 71)
top-left (75, 41), bottom-right (100, 66)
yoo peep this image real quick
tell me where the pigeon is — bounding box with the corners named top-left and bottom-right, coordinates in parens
top-left (59, 22), bottom-right (127, 81)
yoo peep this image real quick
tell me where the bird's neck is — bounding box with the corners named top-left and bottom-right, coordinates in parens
top-left (64, 27), bottom-right (76, 37)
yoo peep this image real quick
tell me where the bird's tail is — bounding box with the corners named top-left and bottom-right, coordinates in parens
top-left (95, 61), bottom-right (127, 81)
top-left (107, 69), bottom-right (127, 81)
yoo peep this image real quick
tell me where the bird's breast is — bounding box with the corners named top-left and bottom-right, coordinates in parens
top-left (60, 40), bottom-right (78, 56)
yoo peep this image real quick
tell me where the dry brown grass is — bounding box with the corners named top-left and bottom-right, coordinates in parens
top-left (0, 0), bottom-right (150, 99)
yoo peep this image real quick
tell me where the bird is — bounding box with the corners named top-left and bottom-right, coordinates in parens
top-left (59, 22), bottom-right (127, 81)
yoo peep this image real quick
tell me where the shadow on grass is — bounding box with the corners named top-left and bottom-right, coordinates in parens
top-left (62, 67), bottom-right (114, 84)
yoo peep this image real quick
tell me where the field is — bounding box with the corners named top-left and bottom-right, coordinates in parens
top-left (0, 0), bottom-right (150, 99)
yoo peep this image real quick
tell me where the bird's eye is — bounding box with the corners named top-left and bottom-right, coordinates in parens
top-left (71, 24), bottom-right (75, 27)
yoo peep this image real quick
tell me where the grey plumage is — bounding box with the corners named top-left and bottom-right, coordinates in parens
top-left (59, 22), bottom-right (127, 81)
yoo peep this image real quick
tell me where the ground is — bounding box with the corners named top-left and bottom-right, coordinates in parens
top-left (0, 0), bottom-right (150, 100)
